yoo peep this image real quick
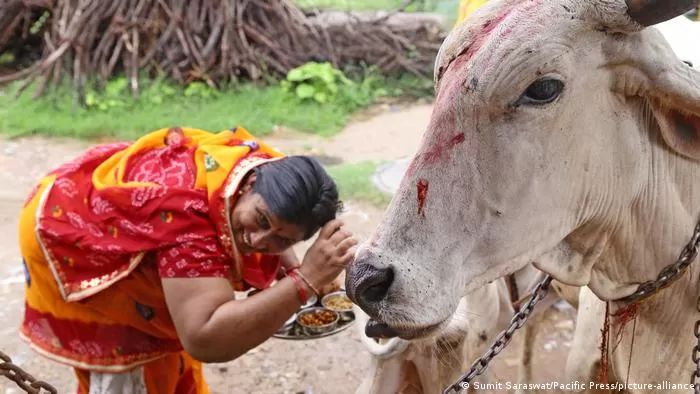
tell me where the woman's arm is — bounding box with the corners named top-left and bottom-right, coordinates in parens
top-left (162, 274), bottom-right (308, 363)
top-left (162, 219), bottom-right (357, 363)
top-left (278, 248), bottom-right (301, 279)
top-left (280, 247), bottom-right (301, 269)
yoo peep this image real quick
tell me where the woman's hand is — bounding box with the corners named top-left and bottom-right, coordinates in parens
top-left (299, 219), bottom-right (357, 292)
top-left (318, 276), bottom-right (342, 296)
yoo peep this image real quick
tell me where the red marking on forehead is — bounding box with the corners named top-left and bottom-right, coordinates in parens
top-left (462, 0), bottom-right (542, 67)
top-left (406, 132), bottom-right (466, 177)
top-left (416, 179), bottom-right (429, 216)
top-left (422, 146), bottom-right (443, 166)
top-left (464, 7), bottom-right (516, 61)
top-left (450, 133), bottom-right (466, 147)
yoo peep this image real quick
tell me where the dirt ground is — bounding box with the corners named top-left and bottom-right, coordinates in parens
top-left (0, 103), bottom-right (578, 394)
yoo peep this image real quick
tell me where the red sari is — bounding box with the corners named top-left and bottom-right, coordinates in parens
top-left (18, 126), bottom-right (285, 392)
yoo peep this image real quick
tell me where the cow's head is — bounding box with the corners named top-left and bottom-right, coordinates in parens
top-left (346, 0), bottom-right (700, 339)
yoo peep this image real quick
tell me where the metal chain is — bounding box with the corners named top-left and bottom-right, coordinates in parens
top-left (442, 275), bottom-right (553, 394)
top-left (442, 215), bottom-right (700, 393)
top-left (0, 350), bottom-right (57, 394)
top-left (617, 218), bottom-right (700, 304)
top-left (692, 295), bottom-right (700, 394)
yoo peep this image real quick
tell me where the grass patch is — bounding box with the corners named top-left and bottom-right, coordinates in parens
top-left (1, 82), bottom-right (354, 141)
top-left (0, 72), bottom-right (433, 141)
top-left (326, 161), bottom-right (391, 208)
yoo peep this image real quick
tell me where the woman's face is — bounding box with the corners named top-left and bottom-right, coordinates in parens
top-left (229, 173), bottom-right (306, 255)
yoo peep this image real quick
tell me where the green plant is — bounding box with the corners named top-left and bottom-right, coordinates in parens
top-left (1, 67), bottom-right (434, 141)
top-left (184, 82), bottom-right (219, 99)
top-left (84, 77), bottom-right (130, 111)
top-left (30, 11), bottom-right (51, 35)
top-left (84, 77), bottom-right (216, 111)
top-left (0, 53), bottom-right (15, 65)
top-left (282, 62), bottom-right (353, 104)
top-left (336, 65), bottom-right (390, 107)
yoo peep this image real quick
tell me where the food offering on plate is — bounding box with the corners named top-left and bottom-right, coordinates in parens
top-left (321, 290), bottom-right (354, 321)
top-left (296, 307), bottom-right (339, 335)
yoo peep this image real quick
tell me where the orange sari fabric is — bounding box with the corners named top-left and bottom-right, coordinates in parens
top-left (18, 126), bottom-right (285, 391)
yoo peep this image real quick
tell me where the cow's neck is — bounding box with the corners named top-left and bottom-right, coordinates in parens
top-left (609, 132), bottom-right (700, 308)
top-left (569, 126), bottom-right (700, 310)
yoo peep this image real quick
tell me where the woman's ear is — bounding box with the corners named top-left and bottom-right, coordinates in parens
top-left (240, 172), bottom-right (257, 194)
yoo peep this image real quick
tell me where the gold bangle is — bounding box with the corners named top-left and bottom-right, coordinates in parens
top-left (294, 270), bottom-right (321, 297)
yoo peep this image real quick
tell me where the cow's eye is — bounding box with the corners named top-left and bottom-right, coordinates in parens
top-left (518, 78), bottom-right (564, 106)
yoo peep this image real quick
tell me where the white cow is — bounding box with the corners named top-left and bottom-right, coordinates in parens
top-left (354, 265), bottom-right (580, 393)
top-left (345, 0), bottom-right (700, 391)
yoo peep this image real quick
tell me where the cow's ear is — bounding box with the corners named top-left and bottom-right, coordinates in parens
top-left (649, 98), bottom-right (700, 162)
top-left (645, 57), bottom-right (700, 162)
top-left (609, 28), bottom-right (700, 162)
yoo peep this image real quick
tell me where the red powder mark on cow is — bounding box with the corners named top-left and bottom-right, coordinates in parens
top-left (405, 0), bottom-right (541, 177)
top-left (464, 8), bottom-right (514, 60)
top-left (464, 0), bottom-right (542, 68)
top-left (597, 302), bottom-right (640, 385)
top-left (416, 133), bottom-right (465, 169)
top-left (422, 146), bottom-right (443, 165)
top-left (611, 303), bottom-right (639, 384)
top-left (611, 303), bottom-right (639, 350)
top-left (450, 133), bottom-right (465, 147)
top-left (416, 179), bottom-right (429, 216)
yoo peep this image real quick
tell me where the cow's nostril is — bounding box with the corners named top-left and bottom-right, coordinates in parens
top-left (363, 273), bottom-right (394, 302)
top-left (357, 265), bottom-right (394, 305)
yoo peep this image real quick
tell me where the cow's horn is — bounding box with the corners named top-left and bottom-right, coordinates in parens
top-left (625, 0), bottom-right (699, 27)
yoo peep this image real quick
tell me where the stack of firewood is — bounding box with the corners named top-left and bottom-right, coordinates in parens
top-left (0, 0), bottom-right (447, 101)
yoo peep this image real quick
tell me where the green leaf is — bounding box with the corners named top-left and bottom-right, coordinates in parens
top-left (326, 82), bottom-right (338, 95)
top-left (286, 68), bottom-right (309, 82)
top-left (295, 84), bottom-right (315, 99)
top-left (280, 80), bottom-right (292, 92)
top-left (319, 66), bottom-right (336, 84)
top-left (107, 99), bottom-right (124, 108)
top-left (161, 86), bottom-right (176, 96)
top-left (105, 78), bottom-right (128, 96)
top-left (85, 92), bottom-right (97, 106)
top-left (313, 91), bottom-right (328, 103)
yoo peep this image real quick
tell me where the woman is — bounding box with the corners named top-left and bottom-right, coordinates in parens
top-left (17, 125), bottom-right (357, 393)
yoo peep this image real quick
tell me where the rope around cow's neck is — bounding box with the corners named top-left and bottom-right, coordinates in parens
top-left (443, 215), bottom-right (700, 394)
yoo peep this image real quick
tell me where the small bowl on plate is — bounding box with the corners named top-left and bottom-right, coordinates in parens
top-left (296, 307), bottom-right (339, 335)
top-left (321, 290), bottom-right (354, 321)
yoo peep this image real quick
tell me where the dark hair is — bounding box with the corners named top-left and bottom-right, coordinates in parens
top-left (253, 155), bottom-right (342, 239)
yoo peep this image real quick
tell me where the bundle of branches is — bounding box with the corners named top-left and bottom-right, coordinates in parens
top-left (0, 0), bottom-right (50, 67)
top-left (0, 0), bottom-right (447, 103)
